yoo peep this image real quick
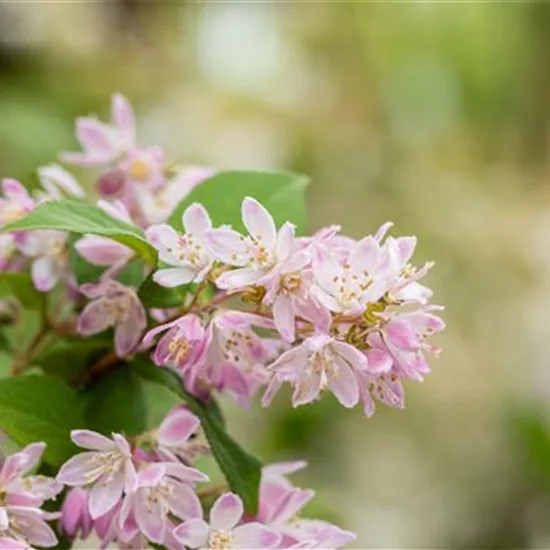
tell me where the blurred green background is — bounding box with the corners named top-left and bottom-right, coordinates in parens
top-left (3, 2), bottom-right (550, 547)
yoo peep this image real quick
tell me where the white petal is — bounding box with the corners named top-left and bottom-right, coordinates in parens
top-left (182, 203), bottom-right (212, 235)
top-left (210, 492), bottom-right (243, 531)
top-left (242, 197), bottom-right (277, 249)
top-left (153, 267), bottom-right (196, 287)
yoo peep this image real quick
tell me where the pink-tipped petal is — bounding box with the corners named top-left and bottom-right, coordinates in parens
top-left (242, 197), bottom-right (277, 249)
top-left (71, 430), bottom-right (115, 451)
top-left (158, 408), bottom-right (200, 447)
top-left (234, 523), bottom-right (282, 549)
top-left (112, 94), bottom-right (135, 145)
top-left (210, 492), bottom-right (243, 532)
top-left (182, 203), bottom-right (212, 235)
top-left (89, 469), bottom-right (124, 519)
top-left (153, 267), bottom-right (196, 287)
top-left (173, 518), bottom-right (210, 548)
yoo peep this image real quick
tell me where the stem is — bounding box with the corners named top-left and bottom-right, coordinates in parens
top-left (77, 351), bottom-right (120, 386)
top-left (196, 483), bottom-right (228, 500)
top-left (11, 318), bottom-right (51, 375)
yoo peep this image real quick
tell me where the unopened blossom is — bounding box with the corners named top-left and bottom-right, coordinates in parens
top-left (77, 280), bottom-right (146, 357)
top-left (61, 93), bottom-right (135, 167)
top-left (57, 430), bottom-right (137, 520)
top-left (59, 488), bottom-right (93, 540)
top-left (174, 492), bottom-right (281, 550)
top-left (0, 442), bottom-right (61, 548)
top-left (202, 311), bottom-right (274, 406)
top-left (36, 164), bottom-right (85, 200)
top-left (263, 333), bottom-right (367, 409)
top-left (18, 230), bottom-right (68, 292)
top-left (205, 197), bottom-right (296, 289)
top-left (119, 462), bottom-right (206, 544)
top-left (146, 202), bottom-right (214, 287)
top-left (142, 314), bottom-right (207, 371)
top-left (154, 407), bottom-right (209, 464)
top-left (0, 179), bottom-right (34, 227)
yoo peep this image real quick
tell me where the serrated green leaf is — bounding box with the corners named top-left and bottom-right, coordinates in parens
top-left (3, 200), bottom-right (157, 265)
top-left (133, 360), bottom-right (261, 514)
top-left (0, 272), bottom-right (45, 309)
top-left (138, 274), bottom-right (189, 309)
top-left (168, 170), bottom-right (310, 235)
top-left (0, 375), bottom-right (84, 466)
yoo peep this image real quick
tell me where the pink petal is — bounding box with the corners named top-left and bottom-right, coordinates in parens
top-left (276, 222), bottom-right (296, 262)
top-left (292, 366), bottom-right (322, 407)
top-left (365, 349), bottom-right (393, 374)
top-left (75, 235), bottom-right (132, 266)
top-left (111, 94), bottom-right (135, 145)
top-left (114, 304), bottom-right (145, 357)
top-left (19, 442), bottom-right (46, 471)
top-left (57, 452), bottom-right (102, 486)
top-left (77, 299), bottom-right (113, 336)
top-left (165, 480), bottom-right (202, 520)
top-left (242, 197), bottom-right (277, 249)
top-left (153, 267), bottom-right (196, 287)
top-left (145, 224), bottom-right (181, 264)
top-left (38, 164), bottom-right (85, 198)
top-left (385, 319), bottom-right (420, 351)
top-left (328, 355), bottom-right (360, 408)
top-left (374, 221), bottom-right (393, 242)
top-left (204, 228), bottom-right (248, 266)
top-left (350, 236), bottom-right (379, 275)
top-left (71, 430), bottom-right (115, 451)
top-left (396, 236), bottom-right (416, 264)
top-left (137, 464), bottom-right (165, 487)
top-left (331, 340), bottom-right (368, 372)
top-left (210, 492), bottom-right (243, 531)
top-left (2, 178), bottom-right (29, 201)
top-left (124, 461), bottom-right (137, 494)
top-left (10, 508), bottom-right (58, 547)
top-left (164, 463), bottom-right (209, 484)
top-left (134, 489), bottom-right (166, 543)
top-left (281, 250), bottom-right (309, 273)
top-left (216, 267), bottom-right (264, 290)
top-left (173, 518), bottom-right (210, 548)
top-left (273, 294), bottom-right (295, 342)
top-left (263, 461), bottom-right (307, 478)
top-left (182, 203), bottom-right (212, 235)
top-left (158, 408), bottom-right (200, 447)
top-left (89, 470), bottom-right (124, 519)
top-left (262, 375), bottom-right (283, 407)
top-left (234, 523), bottom-right (282, 549)
top-left (270, 488), bottom-right (314, 524)
top-left (60, 487), bottom-right (88, 537)
top-left (142, 318), bottom-right (178, 348)
top-left (76, 118), bottom-right (115, 154)
top-left (59, 151), bottom-right (105, 167)
top-left (32, 257), bottom-right (57, 292)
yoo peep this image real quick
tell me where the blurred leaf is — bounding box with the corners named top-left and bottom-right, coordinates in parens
top-left (35, 340), bottom-right (110, 384)
top-left (3, 200), bottom-right (157, 265)
top-left (138, 274), bottom-right (189, 309)
top-left (0, 375), bottom-right (83, 467)
top-left (133, 360), bottom-right (261, 514)
top-left (168, 170), bottom-right (310, 235)
top-left (117, 260), bottom-right (147, 288)
top-left (83, 364), bottom-right (180, 436)
top-left (0, 272), bottom-right (44, 309)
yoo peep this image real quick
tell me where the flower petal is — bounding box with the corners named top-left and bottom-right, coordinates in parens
top-left (204, 228), bottom-right (248, 266)
top-left (328, 354), bottom-right (360, 408)
top-left (32, 257), bottom-right (57, 292)
top-left (173, 518), bottom-right (210, 548)
top-left (182, 203), bottom-right (212, 235)
top-left (71, 430), bottom-right (114, 451)
top-left (111, 93), bottom-right (135, 145)
top-left (215, 268), bottom-right (264, 290)
top-left (89, 469), bottom-right (124, 519)
top-left (234, 523), bottom-right (282, 549)
top-left (57, 452), bottom-right (103, 486)
top-left (165, 480), bottom-right (202, 520)
top-left (273, 294), bottom-right (295, 342)
top-left (134, 488), bottom-right (166, 543)
top-left (77, 298), bottom-right (113, 336)
top-left (153, 267), bottom-right (196, 287)
top-left (158, 408), bottom-right (200, 447)
top-left (210, 492), bottom-right (243, 531)
top-left (242, 197), bottom-right (277, 249)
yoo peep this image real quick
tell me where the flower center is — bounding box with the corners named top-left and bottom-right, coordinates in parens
top-left (281, 273), bottom-right (302, 293)
top-left (128, 159), bottom-right (150, 181)
top-left (208, 530), bottom-right (237, 550)
top-left (168, 335), bottom-right (190, 364)
top-left (85, 449), bottom-right (124, 483)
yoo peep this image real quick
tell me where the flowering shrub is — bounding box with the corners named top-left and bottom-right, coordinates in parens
top-left (0, 95), bottom-right (444, 549)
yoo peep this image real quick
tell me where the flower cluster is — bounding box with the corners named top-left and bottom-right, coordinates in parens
top-left (0, 94), bottom-right (446, 549)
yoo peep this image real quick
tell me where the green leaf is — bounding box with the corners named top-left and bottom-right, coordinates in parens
top-left (83, 364), bottom-right (180, 436)
top-left (0, 375), bottom-right (84, 466)
top-left (138, 274), bottom-right (189, 309)
top-left (35, 339), bottom-right (110, 384)
top-left (133, 360), bottom-right (261, 513)
top-left (0, 272), bottom-right (45, 309)
top-left (3, 200), bottom-right (157, 265)
top-left (168, 170), bottom-right (310, 235)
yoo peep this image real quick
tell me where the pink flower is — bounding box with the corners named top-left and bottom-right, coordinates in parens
top-left (119, 146), bottom-right (166, 192)
top-left (155, 407), bottom-right (209, 464)
top-left (59, 488), bottom-right (93, 540)
top-left (36, 164), bottom-right (85, 200)
top-left (142, 314), bottom-right (207, 371)
top-left (61, 94), bottom-right (135, 167)
top-left (137, 165), bottom-right (215, 225)
top-left (77, 280), bottom-right (146, 357)
top-left (201, 311), bottom-right (274, 405)
top-left (258, 462), bottom-right (356, 549)
top-left (0, 442), bottom-right (61, 548)
top-left (146, 203), bottom-right (214, 287)
top-left (311, 236), bottom-right (389, 315)
top-left (173, 492), bottom-right (281, 550)
top-left (205, 197), bottom-right (296, 290)
top-left (263, 333), bottom-right (367, 409)
top-left (18, 230), bottom-right (68, 292)
top-left (119, 462), bottom-right (207, 544)
top-left (57, 430), bottom-right (137, 520)
top-left (0, 179), bottom-right (35, 227)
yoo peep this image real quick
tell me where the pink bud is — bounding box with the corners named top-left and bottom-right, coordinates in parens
top-left (60, 487), bottom-right (93, 539)
top-left (96, 170), bottom-right (126, 197)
